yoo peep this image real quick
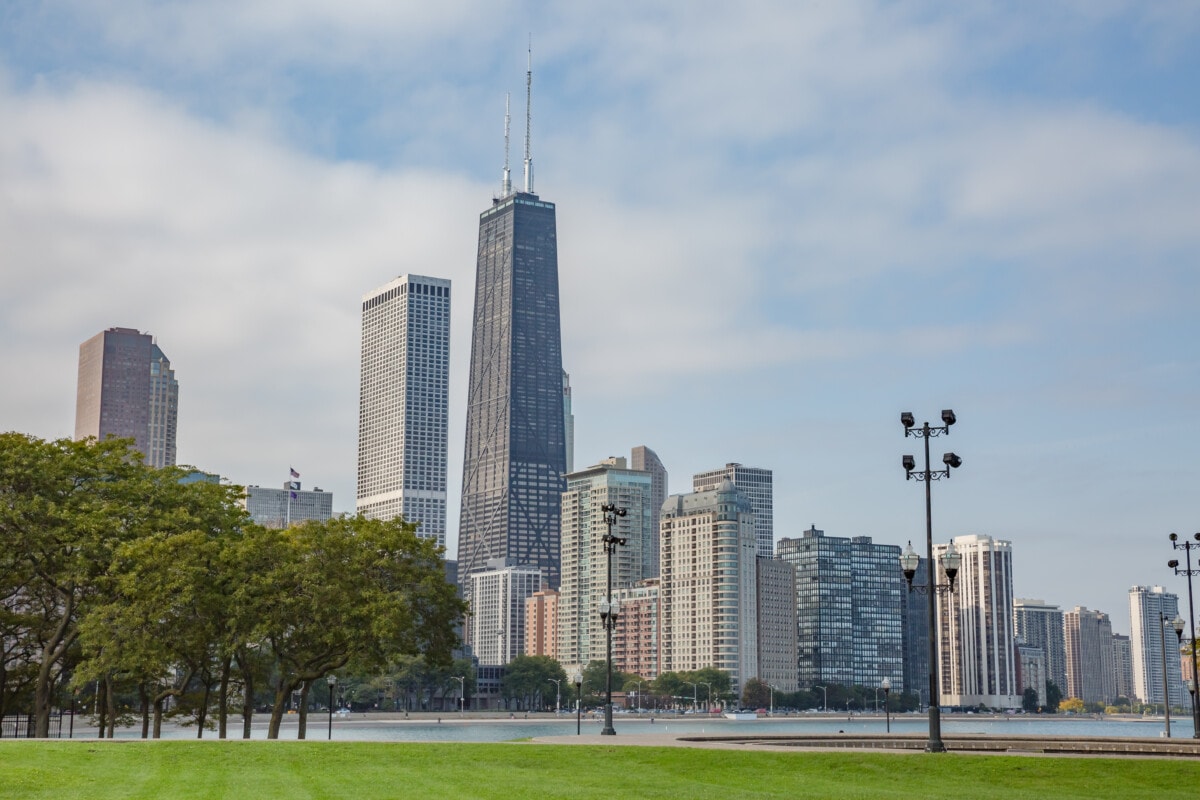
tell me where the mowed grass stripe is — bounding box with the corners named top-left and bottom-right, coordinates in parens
top-left (2, 741), bottom-right (1199, 800)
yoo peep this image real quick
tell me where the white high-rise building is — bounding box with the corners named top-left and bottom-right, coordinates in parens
top-left (1063, 606), bottom-right (1115, 705)
top-left (356, 275), bottom-right (451, 549)
top-left (557, 458), bottom-right (654, 672)
top-left (693, 463), bottom-right (773, 558)
top-left (934, 534), bottom-right (1020, 709)
top-left (660, 479), bottom-right (759, 692)
top-left (469, 559), bottom-right (543, 666)
top-left (1128, 585), bottom-right (1185, 707)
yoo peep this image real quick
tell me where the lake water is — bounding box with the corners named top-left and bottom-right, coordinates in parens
top-left (112, 712), bottom-right (1197, 742)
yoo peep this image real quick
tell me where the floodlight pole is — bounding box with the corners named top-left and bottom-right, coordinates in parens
top-left (900, 410), bottom-right (961, 754)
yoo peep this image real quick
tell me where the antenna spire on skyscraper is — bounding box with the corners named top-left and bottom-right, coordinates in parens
top-left (523, 38), bottom-right (534, 193)
top-left (502, 93), bottom-right (512, 197)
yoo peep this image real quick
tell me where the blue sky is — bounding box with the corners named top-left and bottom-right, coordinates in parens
top-left (3, 2), bottom-right (1200, 635)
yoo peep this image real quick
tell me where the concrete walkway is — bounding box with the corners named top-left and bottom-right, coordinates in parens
top-left (531, 731), bottom-right (1200, 758)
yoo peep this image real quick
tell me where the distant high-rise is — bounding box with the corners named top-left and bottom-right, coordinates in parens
top-left (243, 481), bottom-right (333, 529)
top-left (1129, 585), bottom-right (1185, 707)
top-left (75, 327), bottom-right (177, 468)
top-left (935, 535), bottom-right (1019, 709)
top-left (524, 585), bottom-right (559, 661)
top-left (693, 463), bottom-right (773, 558)
top-left (1111, 633), bottom-right (1134, 702)
top-left (902, 556), bottom-right (932, 701)
top-left (1013, 598), bottom-right (1067, 693)
top-left (1063, 606), bottom-right (1116, 705)
top-left (557, 457), bottom-right (654, 671)
top-left (356, 274), bottom-right (451, 549)
top-left (756, 557), bottom-right (799, 693)
top-left (776, 526), bottom-right (904, 691)
top-left (630, 446), bottom-right (668, 578)
top-left (468, 558), bottom-right (542, 667)
top-left (660, 480), bottom-right (759, 691)
top-left (457, 59), bottom-right (567, 587)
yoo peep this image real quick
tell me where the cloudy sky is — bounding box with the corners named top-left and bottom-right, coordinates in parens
top-left (3, 2), bottom-right (1199, 634)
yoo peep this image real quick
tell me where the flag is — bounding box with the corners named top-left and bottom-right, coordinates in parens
top-left (290, 467), bottom-right (300, 478)
top-left (289, 481), bottom-right (300, 491)
top-left (289, 491), bottom-right (297, 500)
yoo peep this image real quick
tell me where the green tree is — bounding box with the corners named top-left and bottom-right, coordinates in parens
top-left (741, 678), bottom-right (770, 709)
top-left (249, 516), bottom-right (463, 739)
top-left (1045, 681), bottom-right (1063, 713)
top-left (1022, 687), bottom-right (1040, 712)
top-left (502, 655), bottom-right (567, 710)
top-left (0, 434), bottom-right (160, 737)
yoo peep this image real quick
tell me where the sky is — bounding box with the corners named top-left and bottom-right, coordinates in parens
top-left (2, 1), bottom-right (1199, 636)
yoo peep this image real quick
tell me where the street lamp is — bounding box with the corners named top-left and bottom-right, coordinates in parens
top-left (452, 676), bottom-right (465, 716)
top-left (326, 675), bottom-right (337, 741)
top-left (1160, 612), bottom-right (1180, 737)
top-left (900, 408), bottom-right (962, 754)
top-left (572, 670), bottom-right (583, 736)
top-left (548, 678), bottom-right (562, 713)
top-left (600, 502), bottom-right (627, 736)
top-left (814, 685), bottom-right (828, 713)
top-left (1168, 531), bottom-right (1200, 738)
top-left (684, 681), bottom-right (698, 712)
top-left (881, 677), bottom-right (892, 733)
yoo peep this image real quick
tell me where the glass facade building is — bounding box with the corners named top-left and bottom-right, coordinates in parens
top-left (776, 526), bottom-right (904, 691)
top-left (457, 191), bottom-right (567, 587)
top-left (1013, 598), bottom-right (1067, 694)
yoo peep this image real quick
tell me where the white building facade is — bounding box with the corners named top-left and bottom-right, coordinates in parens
top-left (660, 479), bottom-right (759, 693)
top-left (1128, 585), bottom-right (1185, 707)
top-left (556, 458), bottom-right (654, 674)
top-left (468, 559), bottom-right (543, 667)
top-left (693, 463), bottom-right (773, 559)
top-left (356, 274), bottom-right (451, 548)
top-left (934, 534), bottom-right (1020, 709)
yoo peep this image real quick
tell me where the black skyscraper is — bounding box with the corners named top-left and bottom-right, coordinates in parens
top-left (457, 58), bottom-right (567, 588)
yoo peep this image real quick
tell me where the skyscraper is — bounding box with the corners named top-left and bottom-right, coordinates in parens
top-left (776, 526), bottom-right (904, 691)
top-left (557, 457), bottom-right (654, 671)
top-left (563, 370), bottom-right (574, 473)
top-left (1013, 598), bottom-right (1068, 693)
top-left (693, 463), bottom-right (773, 558)
top-left (1063, 606), bottom-right (1116, 705)
top-left (457, 62), bottom-right (567, 587)
top-left (756, 557), bottom-right (799, 693)
top-left (660, 480), bottom-right (759, 692)
top-left (357, 274), bottom-right (451, 548)
top-left (75, 327), bottom-right (178, 468)
top-left (934, 534), bottom-right (1020, 709)
top-left (630, 445), bottom-right (668, 578)
top-left (1129, 585), bottom-right (1185, 707)
top-left (468, 558), bottom-right (542, 667)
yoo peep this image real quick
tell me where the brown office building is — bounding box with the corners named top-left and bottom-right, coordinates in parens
top-left (75, 327), bottom-right (178, 467)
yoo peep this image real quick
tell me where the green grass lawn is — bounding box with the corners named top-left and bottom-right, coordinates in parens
top-left (2, 741), bottom-right (1198, 800)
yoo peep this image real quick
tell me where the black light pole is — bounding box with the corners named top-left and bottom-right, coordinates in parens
top-left (1160, 612), bottom-right (1174, 738)
top-left (452, 676), bottom-right (465, 716)
top-left (900, 409), bottom-right (962, 754)
top-left (572, 670), bottom-right (582, 735)
top-left (1169, 531), bottom-right (1200, 738)
top-left (599, 503), bottom-right (627, 736)
top-left (326, 675), bottom-right (336, 741)
top-left (882, 677), bottom-right (891, 733)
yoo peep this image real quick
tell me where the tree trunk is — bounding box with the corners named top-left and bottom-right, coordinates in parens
top-left (218, 655), bottom-right (231, 740)
top-left (266, 681), bottom-right (296, 740)
top-left (104, 679), bottom-right (116, 738)
top-left (242, 666), bottom-right (255, 740)
top-left (153, 698), bottom-right (164, 739)
top-left (196, 680), bottom-right (210, 738)
top-left (297, 681), bottom-right (310, 740)
top-left (96, 677), bottom-right (107, 739)
top-left (139, 683), bottom-right (150, 739)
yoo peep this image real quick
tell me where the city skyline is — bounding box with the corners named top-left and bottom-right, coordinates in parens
top-left (3, 5), bottom-right (1200, 632)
